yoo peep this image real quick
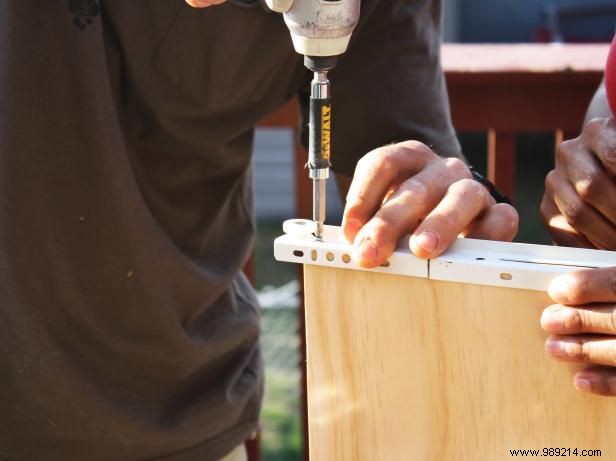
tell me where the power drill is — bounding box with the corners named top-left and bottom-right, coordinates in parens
top-left (264, 0), bottom-right (361, 240)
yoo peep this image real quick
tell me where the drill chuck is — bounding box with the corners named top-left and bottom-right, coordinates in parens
top-left (265, 0), bottom-right (360, 57)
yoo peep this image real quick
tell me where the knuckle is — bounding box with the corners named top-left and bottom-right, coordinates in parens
top-left (500, 204), bottom-right (520, 238)
top-left (556, 139), bottom-right (577, 163)
top-left (368, 216), bottom-right (397, 245)
top-left (452, 178), bottom-right (483, 196)
top-left (603, 142), bottom-right (616, 169)
top-left (562, 200), bottom-right (589, 227)
top-left (539, 195), bottom-right (555, 222)
top-left (354, 155), bottom-right (366, 172)
top-left (574, 173), bottom-right (601, 203)
top-left (374, 150), bottom-right (399, 174)
top-left (584, 118), bottom-right (616, 170)
top-left (444, 157), bottom-right (472, 180)
top-left (578, 341), bottom-right (593, 363)
top-left (401, 178), bottom-right (429, 202)
top-left (544, 170), bottom-right (558, 191)
top-left (398, 140), bottom-right (432, 157)
top-left (356, 148), bottom-right (379, 171)
top-left (567, 308), bottom-right (585, 332)
top-left (583, 117), bottom-right (607, 138)
top-left (482, 203), bottom-right (519, 241)
top-left (343, 202), bottom-right (365, 221)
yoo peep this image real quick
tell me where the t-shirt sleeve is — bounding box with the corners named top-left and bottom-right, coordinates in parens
top-left (299, 0), bottom-right (462, 177)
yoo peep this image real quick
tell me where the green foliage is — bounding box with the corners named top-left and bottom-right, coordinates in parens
top-left (261, 369), bottom-right (302, 461)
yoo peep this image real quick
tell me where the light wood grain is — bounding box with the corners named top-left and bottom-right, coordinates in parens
top-left (304, 266), bottom-right (615, 461)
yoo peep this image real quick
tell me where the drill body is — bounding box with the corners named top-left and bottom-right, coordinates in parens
top-left (265, 0), bottom-right (361, 239)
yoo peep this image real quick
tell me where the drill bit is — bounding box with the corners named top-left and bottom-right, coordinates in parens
top-left (308, 70), bottom-right (331, 241)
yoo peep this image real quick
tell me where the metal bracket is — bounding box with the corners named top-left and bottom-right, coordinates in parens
top-left (274, 220), bottom-right (616, 291)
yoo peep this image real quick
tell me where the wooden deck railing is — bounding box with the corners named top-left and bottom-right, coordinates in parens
top-left (443, 44), bottom-right (607, 201)
top-left (253, 43), bottom-right (608, 461)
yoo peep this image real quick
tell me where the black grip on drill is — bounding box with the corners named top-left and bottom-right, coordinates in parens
top-left (308, 97), bottom-right (332, 170)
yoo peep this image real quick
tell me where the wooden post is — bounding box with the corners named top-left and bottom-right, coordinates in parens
top-left (487, 130), bottom-right (516, 203)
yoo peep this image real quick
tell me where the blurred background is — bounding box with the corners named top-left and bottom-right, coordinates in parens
top-left (251, 1), bottom-right (616, 460)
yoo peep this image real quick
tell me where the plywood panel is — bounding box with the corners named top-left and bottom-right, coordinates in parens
top-left (304, 265), bottom-right (615, 461)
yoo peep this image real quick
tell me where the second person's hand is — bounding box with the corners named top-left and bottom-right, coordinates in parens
top-left (541, 117), bottom-right (616, 250)
top-left (542, 266), bottom-right (616, 397)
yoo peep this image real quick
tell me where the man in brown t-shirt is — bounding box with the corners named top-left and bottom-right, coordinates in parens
top-left (0, 1), bottom-right (516, 459)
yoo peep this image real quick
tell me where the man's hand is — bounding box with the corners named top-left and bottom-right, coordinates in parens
top-left (541, 117), bottom-right (616, 250)
top-left (342, 141), bottom-right (519, 268)
top-left (541, 267), bottom-right (616, 396)
top-left (185, 0), bottom-right (226, 7)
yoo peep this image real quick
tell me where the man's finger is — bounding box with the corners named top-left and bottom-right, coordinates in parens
top-left (409, 179), bottom-right (493, 259)
top-left (574, 367), bottom-right (616, 396)
top-left (540, 194), bottom-right (595, 249)
top-left (541, 303), bottom-right (616, 335)
top-left (560, 139), bottom-right (616, 226)
top-left (464, 203), bottom-right (519, 242)
top-left (350, 157), bottom-right (470, 268)
top-left (582, 117), bottom-right (616, 178)
top-left (342, 142), bottom-right (437, 244)
top-left (545, 335), bottom-right (616, 367)
top-left (550, 169), bottom-right (616, 249)
top-left (548, 267), bottom-right (616, 305)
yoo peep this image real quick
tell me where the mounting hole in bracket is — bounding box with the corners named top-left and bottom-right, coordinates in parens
top-left (342, 254), bottom-right (351, 264)
top-left (500, 272), bottom-right (513, 281)
top-left (476, 257), bottom-right (486, 261)
top-left (326, 252), bottom-right (335, 262)
top-left (293, 250), bottom-right (304, 258)
top-left (311, 250), bottom-right (318, 261)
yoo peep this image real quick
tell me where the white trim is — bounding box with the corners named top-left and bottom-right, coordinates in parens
top-left (274, 222), bottom-right (616, 292)
top-left (274, 225), bottom-right (427, 279)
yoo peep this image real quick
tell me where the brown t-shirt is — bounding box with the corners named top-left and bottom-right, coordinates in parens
top-left (0, 1), bottom-right (459, 460)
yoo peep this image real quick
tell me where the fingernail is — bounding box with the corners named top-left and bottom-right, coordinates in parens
top-left (356, 237), bottom-right (378, 266)
top-left (548, 275), bottom-right (572, 304)
top-left (545, 338), bottom-right (566, 358)
top-left (574, 376), bottom-right (592, 392)
top-left (546, 338), bottom-right (580, 359)
top-left (411, 231), bottom-right (439, 255)
top-left (541, 309), bottom-right (564, 332)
